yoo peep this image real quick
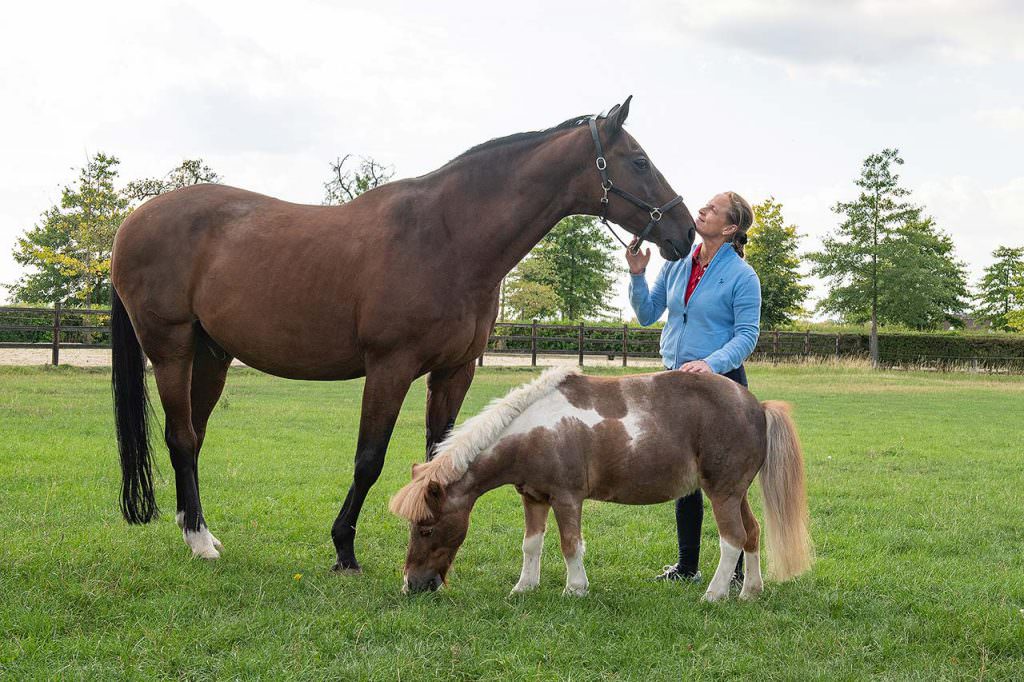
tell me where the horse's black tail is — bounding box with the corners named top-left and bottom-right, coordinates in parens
top-left (111, 287), bottom-right (158, 524)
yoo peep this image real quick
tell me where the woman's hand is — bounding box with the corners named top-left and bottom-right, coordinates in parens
top-left (678, 360), bottom-right (713, 374)
top-left (625, 237), bottom-right (651, 274)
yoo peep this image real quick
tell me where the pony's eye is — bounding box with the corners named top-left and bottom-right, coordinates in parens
top-left (418, 527), bottom-right (434, 537)
top-left (633, 158), bottom-right (649, 171)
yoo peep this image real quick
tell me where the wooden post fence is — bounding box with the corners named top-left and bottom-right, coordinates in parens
top-left (578, 322), bottom-right (584, 366)
top-left (531, 319), bottom-right (538, 367)
top-left (51, 301), bottom-right (61, 366)
top-left (622, 324), bottom-right (628, 367)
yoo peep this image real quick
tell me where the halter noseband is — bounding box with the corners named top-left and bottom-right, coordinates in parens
top-left (589, 114), bottom-right (684, 256)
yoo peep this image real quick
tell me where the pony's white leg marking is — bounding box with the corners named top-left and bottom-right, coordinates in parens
top-left (177, 512), bottom-right (223, 552)
top-left (563, 539), bottom-right (589, 596)
top-left (511, 532), bottom-right (544, 594)
top-left (739, 551), bottom-right (763, 600)
top-left (183, 525), bottom-right (221, 560)
top-left (703, 537), bottom-right (741, 602)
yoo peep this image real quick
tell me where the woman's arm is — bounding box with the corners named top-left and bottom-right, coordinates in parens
top-left (703, 271), bottom-right (761, 374)
top-left (629, 263), bottom-right (669, 326)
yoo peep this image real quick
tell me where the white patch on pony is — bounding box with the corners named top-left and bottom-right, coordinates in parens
top-left (703, 538), bottom-right (741, 602)
top-left (563, 539), bottom-right (589, 596)
top-left (183, 525), bottom-right (221, 560)
top-left (175, 511), bottom-right (185, 529)
top-left (432, 366), bottom-right (579, 480)
top-left (740, 550), bottom-right (763, 600)
top-left (619, 408), bottom-right (644, 442)
top-left (512, 532), bottom-right (545, 594)
top-left (501, 390), bottom-right (602, 439)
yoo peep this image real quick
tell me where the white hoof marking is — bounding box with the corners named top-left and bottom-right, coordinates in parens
top-left (184, 525), bottom-right (221, 560)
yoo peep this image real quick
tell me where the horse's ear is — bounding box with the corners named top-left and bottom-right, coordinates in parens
top-left (425, 480), bottom-right (445, 514)
top-left (606, 96), bottom-right (632, 138)
top-left (412, 462), bottom-right (424, 477)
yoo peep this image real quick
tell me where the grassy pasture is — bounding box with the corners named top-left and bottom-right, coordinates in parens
top-left (1, 364), bottom-right (1022, 680)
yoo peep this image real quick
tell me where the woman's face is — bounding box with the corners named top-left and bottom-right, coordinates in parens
top-left (695, 193), bottom-right (738, 241)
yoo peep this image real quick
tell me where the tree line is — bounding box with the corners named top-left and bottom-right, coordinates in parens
top-left (6, 150), bottom-right (1023, 352)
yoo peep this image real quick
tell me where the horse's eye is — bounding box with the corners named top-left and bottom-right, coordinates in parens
top-left (418, 527), bottom-right (434, 537)
top-left (633, 158), bottom-right (649, 171)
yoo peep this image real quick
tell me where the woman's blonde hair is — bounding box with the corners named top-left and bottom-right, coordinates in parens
top-left (724, 191), bottom-right (753, 258)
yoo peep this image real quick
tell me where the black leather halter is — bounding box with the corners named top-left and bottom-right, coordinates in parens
top-left (589, 115), bottom-right (684, 256)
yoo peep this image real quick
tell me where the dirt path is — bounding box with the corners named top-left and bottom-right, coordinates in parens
top-left (0, 348), bottom-right (663, 369)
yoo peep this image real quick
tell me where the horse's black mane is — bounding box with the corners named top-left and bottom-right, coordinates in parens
top-left (451, 113), bottom-right (593, 163)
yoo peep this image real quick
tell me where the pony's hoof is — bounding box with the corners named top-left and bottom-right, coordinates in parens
top-left (701, 588), bottom-right (728, 602)
top-left (563, 584), bottom-right (589, 597)
top-left (510, 582), bottom-right (538, 595)
top-left (210, 534), bottom-right (224, 552)
top-left (739, 584), bottom-right (763, 601)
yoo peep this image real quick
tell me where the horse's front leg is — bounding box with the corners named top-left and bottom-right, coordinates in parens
top-left (425, 362), bottom-right (476, 460)
top-left (511, 494), bottom-right (550, 594)
top-left (331, 359), bottom-right (417, 572)
top-left (551, 498), bottom-right (588, 596)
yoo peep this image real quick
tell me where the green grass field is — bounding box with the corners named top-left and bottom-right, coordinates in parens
top-left (1, 364), bottom-right (1022, 680)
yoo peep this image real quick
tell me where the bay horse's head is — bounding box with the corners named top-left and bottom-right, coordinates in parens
top-left (587, 96), bottom-right (696, 261)
top-left (391, 463), bottom-right (471, 594)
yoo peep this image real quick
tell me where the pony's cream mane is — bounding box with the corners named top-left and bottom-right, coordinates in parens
top-left (390, 366), bottom-right (578, 522)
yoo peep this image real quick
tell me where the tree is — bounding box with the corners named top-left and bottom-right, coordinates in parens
top-left (9, 153), bottom-right (129, 307)
top-left (124, 158), bottom-right (222, 201)
top-left (323, 155), bottom-right (394, 205)
top-left (877, 216), bottom-right (968, 329)
top-left (746, 198), bottom-right (809, 328)
top-left (974, 246), bottom-right (1024, 331)
top-left (504, 256), bottom-right (561, 320)
top-left (505, 215), bottom-right (619, 320)
top-left (810, 149), bottom-right (924, 364)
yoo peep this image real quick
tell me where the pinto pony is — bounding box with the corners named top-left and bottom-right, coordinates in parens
top-left (391, 368), bottom-right (812, 601)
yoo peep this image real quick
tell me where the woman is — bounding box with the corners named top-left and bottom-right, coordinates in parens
top-left (627, 191), bottom-right (761, 585)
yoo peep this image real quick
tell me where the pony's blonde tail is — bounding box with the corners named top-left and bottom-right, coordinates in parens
top-left (759, 401), bottom-right (813, 581)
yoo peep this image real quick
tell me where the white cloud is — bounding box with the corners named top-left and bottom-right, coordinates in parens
top-left (975, 107), bottom-right (1024, 132)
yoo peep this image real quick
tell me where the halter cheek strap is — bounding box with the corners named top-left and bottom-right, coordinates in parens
top-left (589, 115), bottom-right (684, 255)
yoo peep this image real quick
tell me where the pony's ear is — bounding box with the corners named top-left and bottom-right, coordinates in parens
top-left (425, 480), bottom-right (445, 514)
top-left (605, 96), bottom-right (632, 138)
top-left (411, 462), bottom-right (424, 477)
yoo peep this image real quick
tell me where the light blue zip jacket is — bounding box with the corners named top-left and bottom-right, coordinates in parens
top-left (629, 245), bottom-right (761, 373)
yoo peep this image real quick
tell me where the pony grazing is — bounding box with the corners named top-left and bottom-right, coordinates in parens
top-left (391, 368), bottom-right (813, 601)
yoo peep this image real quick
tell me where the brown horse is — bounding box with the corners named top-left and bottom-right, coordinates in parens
top-left (109, 97), bottom-right (697, 571)
top-left (391, 368), bottom-right (813, 600)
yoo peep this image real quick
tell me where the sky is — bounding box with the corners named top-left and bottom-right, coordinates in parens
top-left (1, 0), bottom-right (1021, 317)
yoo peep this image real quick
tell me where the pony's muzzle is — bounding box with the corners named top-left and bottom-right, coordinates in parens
top-left (405, 573), bottom-right (443, 594)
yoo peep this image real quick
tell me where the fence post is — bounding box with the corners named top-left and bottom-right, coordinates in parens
top-left (772, 330), bottom-right (780, 359)
top-left (478, 354), bottom-right (483, 367)
top-left (622, 324), bottom-right (628, 367)
top-left (835, 333), bottom-right (841, 360)
top-left (51, 301), bottom-right (62, 366)
top-left (578, 322), bottom-right (584, 367)
top-left (804, 329), bottom-right (811, 356)
top-left (531, 319), bottom-right (538, 367)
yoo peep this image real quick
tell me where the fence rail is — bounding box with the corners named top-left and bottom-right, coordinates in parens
top-left (3, 306), bottom-right (1024, 372)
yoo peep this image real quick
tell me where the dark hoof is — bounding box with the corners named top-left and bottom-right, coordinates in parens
top-left (331, 558), bottom-right (362, 574)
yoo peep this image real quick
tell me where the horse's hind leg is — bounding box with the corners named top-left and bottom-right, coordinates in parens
top-left (704, 493), bottom-right (746, 602)
top-left (148, 324), bottom-right (219, 559)
top-left (738, 494), bottom-right (763, 600)
top-left (511, 494), bottom-right (550, 594)
top-left (551, 498), bottom-right (588, 596)
top-left (178, 331), bottom-right (233, 552)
